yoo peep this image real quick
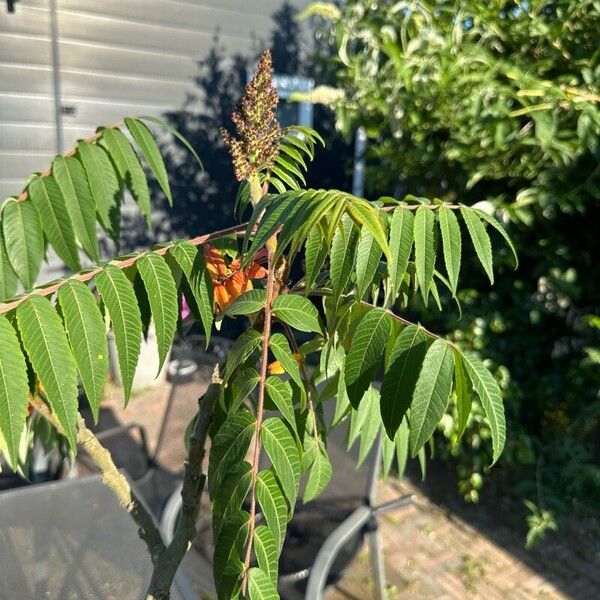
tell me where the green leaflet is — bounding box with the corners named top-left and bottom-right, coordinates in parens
top-left (380, 324), bottom-right (428, 439)
top-left (265, 377), bottom-right (296, 430)
top-left (100, 127), bottom-right (152, 227)
top-left (227, 367), bottom-right (260, 414)
top-left (125, 118), bottom-right (172, 205)
top-left (137, 253), bottom-right (178, 374)
top-left (169, 241), bottom-right (213, 345)
top-left (388, 207), bottom-right (414, 299)
top-left (304, 446), bottom-right (332, 502)
top-left (253, 525), bottom-right (279, 584)
top-left (437, 206), bottom-right (461, 296)
top-left (217, 559), bottom-right (244, 600)
top-left (453, 351), bottom-right (472, 440)
top-left (57, 280), bottom-right (108, 424)
top-left (395, 416), bottom-right (410, 480)
top-left (347, 383), bottom-right (376, 448)
top-left (460, 206), bottom-right (494, 283)
top-left (213, 509), bottom-right (249, 599)
top-left (332, 366), bottom-right (350, 427)
top-left (28, 175), bottom-right (80, 271)
top-left (52, 156), bottom-right (100, 262)
top-left (132, 272), bottom-right (152, 341)
top-left (381, 428), bottom-right (395, 479)
top-left (16, 296), bottom-right (78, 450)
top-left (0, 314), bottom-right (30, 466)
top-left (212, 460), bottom-right (252, 540)
top-left (222, 289), bottom-right (266, 317)
top-left (409, 339), bottom-right (454, 457)
top-left (138, 115), bottom-right (204, 171)
top-left (330, 216), bottom-right (359, 306)
top-left (223, 329), bottom-right (261, 380)
top-left (94, 264), bottom-right (142, 405)
top-left (0, 230), bottom-right (18, 301)
top-left (357, 386), bottom-right (381, 466)
top-left (414, 206), bottom-right (436, 305)
top-left (247, 566), bottom-right (279, 600)
top-left (304, 225), bottom-right (328, 293)
top-left (77, 140), bottom-right (121, 242)
top-left (261, 417), bottom-right (301, 509)
top-left (272, 294), bottom-right (321, 333)
top-left (460, 351), bottom-right (506, 464)
top-left (355, 227), bottom-right (382, 300)
top-left (2, 198), bottom-right (44, 290)
top-left (346, 199), bottom-right (392, 262)
top-left (344, 307), bottom-right (391, 408)
top-left (472, 207), bottom-right (518, 268)
top-left (208, 409), bottom-right (255, 498)
top-left (244, 192), bottom-right (299, 261)
top-left (269, 332), bottom-right (303, 391)
top-left (256, 469), bottom-right (288, 551)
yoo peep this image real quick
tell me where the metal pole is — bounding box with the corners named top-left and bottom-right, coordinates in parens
top-left (352, 126), bottom-right (367, 197)
top-left (49, 0), bottom-right (64, 154)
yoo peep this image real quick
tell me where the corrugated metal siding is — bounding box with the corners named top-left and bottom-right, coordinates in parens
top-left (0, 0), bottom-right (310, 200)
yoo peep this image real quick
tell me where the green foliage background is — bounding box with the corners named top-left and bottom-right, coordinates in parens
top-left (315, 0), bottom-right (600, 527)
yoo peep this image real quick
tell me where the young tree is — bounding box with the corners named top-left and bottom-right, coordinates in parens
top-left (0, 50), bottom-right (514, 599)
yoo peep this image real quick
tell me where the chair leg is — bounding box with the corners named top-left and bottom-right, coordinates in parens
top-left (367, 517), bottom-right (386, 600)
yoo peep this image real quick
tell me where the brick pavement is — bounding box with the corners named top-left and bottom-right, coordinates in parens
top-left (90, 382), bottom-right (599, 600)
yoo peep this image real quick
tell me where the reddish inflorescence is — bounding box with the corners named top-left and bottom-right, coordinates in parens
top-left (221, 50), bottom-right (281, 181)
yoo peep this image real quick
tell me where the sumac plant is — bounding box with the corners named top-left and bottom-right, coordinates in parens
top-left (0, 51), bottom-right (516, 599)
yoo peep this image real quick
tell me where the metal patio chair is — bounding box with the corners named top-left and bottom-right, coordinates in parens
top-left (160, 397), bottom-right (414, 599)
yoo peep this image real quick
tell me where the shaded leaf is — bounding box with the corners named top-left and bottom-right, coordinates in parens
top-left (453, 351), bottom-right (471, 440)
top-left (344, 308), bottom-right (390, 408)
top-left (0, 230), bottom-right (18, 301)
top-left (223, 329), bottom-right (261, 380)
top-left (0, 314), bottom-right (29, 466)
top-left (212, 460), bottom-right (252, 540)
top-left (380, 324), bottom-right (428, 439)
top-left (170, 241), bottom-right (213, 345)
top-left (208, 409), bottom-right (255, 498)
top-left (213, 510), bottom-right (249, 598)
